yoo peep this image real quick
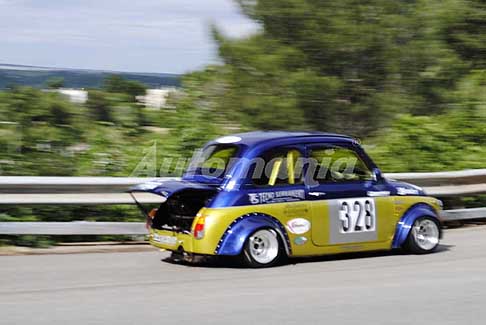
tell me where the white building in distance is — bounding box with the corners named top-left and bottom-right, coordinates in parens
top-left (54, 88), bottom-right (88, 104)
top-left (49, 87), bottom-right (177, 109)
top-left (137, 87), bottom-right (177, 109)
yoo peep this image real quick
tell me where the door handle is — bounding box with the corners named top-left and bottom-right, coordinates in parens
top-left (309, 191), bottom-right (326, 197)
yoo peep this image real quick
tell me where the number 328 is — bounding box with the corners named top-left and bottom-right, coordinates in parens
top-left (338, 198), bottom-right (375, 233)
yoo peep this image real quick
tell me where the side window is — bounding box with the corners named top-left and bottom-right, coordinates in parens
top-left (191, 144), bottom-right (238, 177)
top-left (251, 147), bottom-right (304, 187)
top-left (201, 146), bottom-right (238, 169)
top-left (309, 146), bottom-right (373, 183)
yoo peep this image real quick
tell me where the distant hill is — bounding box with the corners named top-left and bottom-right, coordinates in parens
top-left (0, 63), bottom-right (181, 89)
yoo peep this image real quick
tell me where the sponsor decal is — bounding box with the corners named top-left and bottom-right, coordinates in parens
top-left (283, 203), bottom-right (309, 216)
top-left (248, 189), bottom-right (305, 204)
top-left (286, 218), bottom-right (311, 234)
top-left (294, 236), bottom-right (308, 245)
top-left (367, 191), bottom-right (390, 197)
top-left (397, 187), bottom-right (420, 195)
top-left (215, 136), bottom-right (241, 144)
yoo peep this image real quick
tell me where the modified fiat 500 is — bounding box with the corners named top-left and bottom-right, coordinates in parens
top-left (130, 131), bottom-right (442, 267)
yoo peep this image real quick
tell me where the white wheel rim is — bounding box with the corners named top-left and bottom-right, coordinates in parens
top-left (249, 229), bottom-right (279, 264)
top-left (412, 219), bottom-right (439, 251)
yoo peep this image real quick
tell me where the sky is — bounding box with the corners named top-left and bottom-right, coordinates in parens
top-left (0, 0), bottom-right (258, 74)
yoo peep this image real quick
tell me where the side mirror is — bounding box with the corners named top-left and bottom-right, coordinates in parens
top-left (372, 168), bottom-right (384, 183)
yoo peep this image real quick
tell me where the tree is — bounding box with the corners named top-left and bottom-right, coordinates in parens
top-left (168, 0), bottom-right (482, 137)
top-left (103, 74), bottom-right (147, 99)
top-left (45, 77), bottom-right (65, 89)
top-left (86, 90), bottom-right (113, 122)
top-left (165, 68), bottom-right (232, 154)
top-left (444, 0), bottom-right (486, 69)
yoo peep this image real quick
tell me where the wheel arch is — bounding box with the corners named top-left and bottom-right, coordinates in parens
top-left (215, 213), bottom-right (292, 256)
top-left (392, 203), bottom-right (442, 249)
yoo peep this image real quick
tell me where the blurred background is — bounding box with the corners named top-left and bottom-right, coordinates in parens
top-left (0, 0), bottom-right (485, 247)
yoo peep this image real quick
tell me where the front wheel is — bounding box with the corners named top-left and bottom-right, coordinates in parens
top-left (404, 217), bottom-right (440, 254)
top-left (241, 228), bottom-right (283, 268)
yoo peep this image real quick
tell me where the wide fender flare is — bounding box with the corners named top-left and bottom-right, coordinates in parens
top-left (215, 213), bottom-right (292, 256)
top-left (392, 203), bottom-right (442, 248)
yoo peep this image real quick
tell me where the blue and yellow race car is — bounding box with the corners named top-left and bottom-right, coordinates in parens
top-left (131, 131), bottom-right (442, 267)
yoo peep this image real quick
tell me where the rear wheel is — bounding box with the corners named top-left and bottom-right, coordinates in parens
top-left (404, 217), bottom-right (440, 254)
top-left (241, 228), bottom-right (283, 268)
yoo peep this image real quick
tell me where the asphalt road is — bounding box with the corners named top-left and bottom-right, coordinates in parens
top-left (2, 227), bottom-right (486, 325)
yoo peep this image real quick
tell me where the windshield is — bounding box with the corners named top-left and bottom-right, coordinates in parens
top-left (185, 144), bottom-right (239, 179)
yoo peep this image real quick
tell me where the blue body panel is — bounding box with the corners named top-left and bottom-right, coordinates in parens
top-left (202, 131), bottom-right (353, 149)
top-left (215, 213), bottom-right (291, 256)
top-left (386, 180), bottom-right (426, 196)
top-left (392, 203), bottom-right (441, 248)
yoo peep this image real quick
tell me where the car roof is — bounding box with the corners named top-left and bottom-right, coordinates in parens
top-left (215, 130), bottom-right (355, 147)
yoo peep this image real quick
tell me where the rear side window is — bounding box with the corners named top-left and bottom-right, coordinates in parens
top-left (251, 147), bottom-right (304, 187)
top-left (309, 146), bottom-right (373, 183)
top-left (186, 144), bottom-right (239, 178)
top-left (201, 146), bottom-right (237, 168)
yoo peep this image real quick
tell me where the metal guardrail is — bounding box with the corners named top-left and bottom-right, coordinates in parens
top-left (386, 169), bottom-right (486, 186)
top-left (440, 207), bottom-right (486, 221)
top-left (0, 222), bottom-right (147, 235)
top-left (386, 169), bottom-right (486, 197)
top-left (0, 176), bottom-right (173, 204)
top-left (0, 169), bottom-right (485, 201)
top-left (0, 170), bottom-right (485, 234)
top-left (0, 176), bottom-right (173, 193)
top-left (0, 193), bottom-right (165, 205)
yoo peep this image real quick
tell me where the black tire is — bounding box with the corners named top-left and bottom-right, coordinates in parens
top-left (241, 228), bottom-right (284, 268)
top-left (404, 216), bottom-right (440, 254)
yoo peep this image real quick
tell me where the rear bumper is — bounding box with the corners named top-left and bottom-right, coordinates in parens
top-left (149, 228), bottom-right (193, 251)
top-left (148, 227), bottom-right (216, 256)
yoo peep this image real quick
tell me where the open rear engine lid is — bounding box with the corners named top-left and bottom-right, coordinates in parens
top-left (128, 179), bottom-right (219, 219)
top-left (129, 179), bottom-right (218, 199)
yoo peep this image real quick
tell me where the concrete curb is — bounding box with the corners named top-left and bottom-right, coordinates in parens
top-left (0, 242), bottom-right (157, 256)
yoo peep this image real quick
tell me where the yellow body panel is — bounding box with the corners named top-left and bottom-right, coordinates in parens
top-left (149, 195), bottom-right (441, 257)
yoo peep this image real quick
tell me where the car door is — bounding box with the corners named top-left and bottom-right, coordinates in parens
top-left (245, 144), bottom-right (311, 225)
top-left (305, 143), bottom-right (395, 247)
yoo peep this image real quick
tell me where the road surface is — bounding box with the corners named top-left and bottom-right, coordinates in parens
top-left (1, 226), bottom-right (486, 324)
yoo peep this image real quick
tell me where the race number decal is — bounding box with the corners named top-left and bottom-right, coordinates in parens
top-left (338, 198), bottom-right (375, 234)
